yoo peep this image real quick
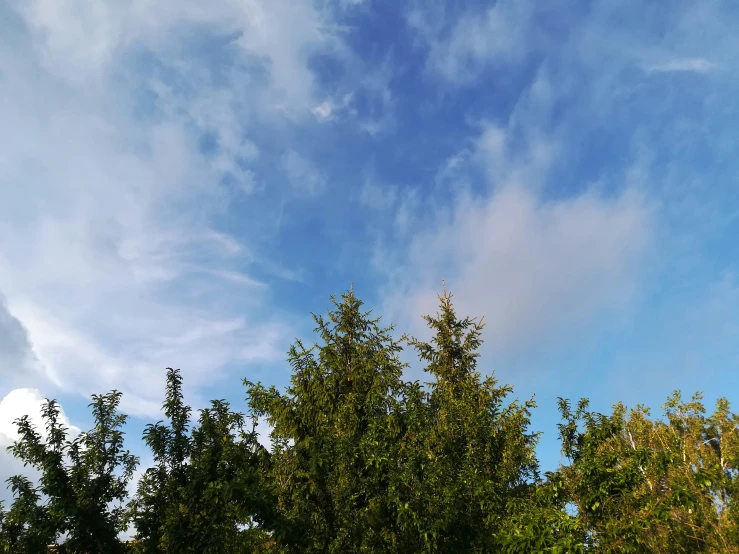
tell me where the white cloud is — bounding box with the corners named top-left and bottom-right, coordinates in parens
top-left (0, 390), bottom-right (78, 507)
top-left (8, 0), bottom-right (337, 112)
top-left (382, 185), bottom-right (653, 357)
top-left (0, 91), bottom-right (288, 412)
top-left (0, 0), bottom-right (355, 416)
top-left (254, 415), bottom-right (275, 451)
top-left (311, 93), bottom-right (356, 123)
top-left (378, 84), bottom-right (652, 359)
top-left (0, 390), bottom-right (81, 509)
top-left (360, 181), bottom-right (397, 210)
top-left (312, 100), bottom-right (336, 121)
top-left (0, 388), bottom-right (80, 447)
top-left (281, 150), bottom-right (326, 196)
top-left (646, 57), bottom-right (716, 74)
top-left (232, 0), bottom-right (334, 115)
top-left (359, 166), bottom-right (398, 210)
top-left (432, 65), bottom-right (559, 195)
top-left (471, 122), bottom-right (556, 189)
top-left (408, 0), bottom-right (532, 85)
top-left (310, 57), bottom-right (394, 134)
top-left (337, 0), bottom-right (368, 7)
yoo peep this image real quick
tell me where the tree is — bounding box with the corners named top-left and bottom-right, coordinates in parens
top-left (391, 289), bottom-right (540, 552)
top-left (129, 368), bottom-right (192, 554)
top-left (131, 368), bottom-right (269, 554)
top-left (246, 289), bottom-right (408, 553)
top-left (2, 288), bottom-right (736, 554)
top-left (552, 391), bottom-right (739, 553)
top-left (495, 470), bottom-right (586, 554)
top-left (0, 476), bottom-right (55, 552)
top-left (183, 398), bottom-right (268, 553)
top-left (2, 391), bottom-right (138, 553)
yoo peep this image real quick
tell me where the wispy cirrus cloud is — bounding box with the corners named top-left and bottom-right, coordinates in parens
top-left (2, 0), bottom-right (739, 494)
top-left (0, 0), bottom-right (377, 417)
top-left (282, 150), bottom-right (327, 196)
top-left (407, 0), bottom-right (532, 85)
top-left (377, 117), bottom-right (654, 360)
top-left (645, 57), bottom-right (716, 74)
top-left (374, 0), bottom-right (739, 393)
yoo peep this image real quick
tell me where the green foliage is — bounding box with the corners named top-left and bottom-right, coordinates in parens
top-left (0, 475), bottom-right (55, 552)
top-left (496, 472), bottom-right (586, 553)
top-left (391, 290), bottom-right (540, 553)
top-left (246, 289), bottom-right (408, 553)
top-left (1, 288), bottom-right (738, 553)
top-left (550, 392), bottom-right (739, 553)
top-left (1, 391), bottom-right (138, 553)
top-left (130, 368), bottom-right (269, 554)
top-left (129, 367), bottom-right (192, 554)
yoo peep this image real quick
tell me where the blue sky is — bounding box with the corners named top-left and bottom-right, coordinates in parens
top-left (1, 0), bottom-right (739, 494)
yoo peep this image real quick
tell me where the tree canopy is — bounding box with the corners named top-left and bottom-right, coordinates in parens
top-left (1, 288), bottom-right (737, 553)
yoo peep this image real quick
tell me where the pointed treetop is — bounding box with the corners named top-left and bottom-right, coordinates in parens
top-left (410, 288), bottom-right (486, 385)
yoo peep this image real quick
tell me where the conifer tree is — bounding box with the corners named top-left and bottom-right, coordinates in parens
top-left (392, 289), bottom-right (540, 552)
top-left (245, 289), bottom-right (407, 553)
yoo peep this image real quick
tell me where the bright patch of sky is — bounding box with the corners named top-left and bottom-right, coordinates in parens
top-left (2, 0), bottom-right (739, 494)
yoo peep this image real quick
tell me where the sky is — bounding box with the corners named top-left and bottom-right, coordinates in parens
top-left (1, 0), bottom-right (739, 503)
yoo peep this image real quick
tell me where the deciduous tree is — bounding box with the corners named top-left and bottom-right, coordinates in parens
top-left (552, 391), bottom-right (739, 553)
top-left (2, 391), bottom-right (137, 553)
top-left (131, 368), bottom-right (269, 554)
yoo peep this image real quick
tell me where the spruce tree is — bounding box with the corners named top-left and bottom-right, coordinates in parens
top-left (245, 289), bottom-right (407, 553)
top-left (393, 289), bottom-right (540, 552)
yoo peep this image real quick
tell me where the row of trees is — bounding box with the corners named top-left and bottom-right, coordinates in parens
top-left (1, 290), bottom-right (738, 553)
